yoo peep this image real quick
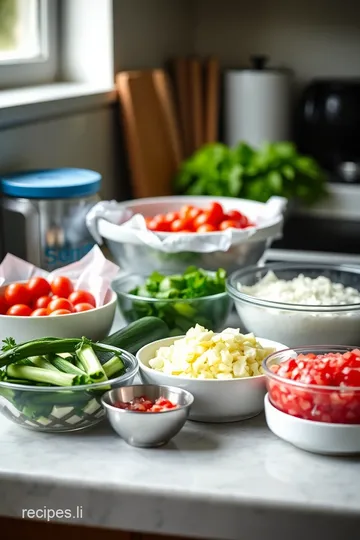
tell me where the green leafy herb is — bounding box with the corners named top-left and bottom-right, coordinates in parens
top-left (2, 337), bottom-right (16, 352)
top-left (174, 141), bottom-right (327, 205)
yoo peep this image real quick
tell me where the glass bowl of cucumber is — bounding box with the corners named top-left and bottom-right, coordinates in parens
top-left (0, 336), bottom-right (138, 432)
top-left (112, 267), bottom-right (233, 336)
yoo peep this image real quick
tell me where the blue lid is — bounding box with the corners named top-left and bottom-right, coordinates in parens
top-left (0, 168), bottom-right (102, 199)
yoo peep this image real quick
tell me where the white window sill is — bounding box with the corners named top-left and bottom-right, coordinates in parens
top-left (0, 82), bottom-right (117, 129)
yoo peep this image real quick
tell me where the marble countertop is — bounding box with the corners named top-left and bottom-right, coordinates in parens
top-left (1, 313), bottom-right (360, 540)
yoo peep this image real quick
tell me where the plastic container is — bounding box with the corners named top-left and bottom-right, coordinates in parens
top-left (0, 168), bottom-right (101, 271)
top-left (227, 263), bottom-right (360, 346)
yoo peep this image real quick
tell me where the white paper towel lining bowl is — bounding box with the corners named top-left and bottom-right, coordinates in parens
top-left (87, 196), bottom-right (286, 254)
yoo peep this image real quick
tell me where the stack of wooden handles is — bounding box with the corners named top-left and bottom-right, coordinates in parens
top-left (116, 57), bottom-right (220, 199)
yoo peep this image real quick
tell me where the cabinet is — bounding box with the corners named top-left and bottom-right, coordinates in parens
top-left (0, 517), bottom-right (191, 540)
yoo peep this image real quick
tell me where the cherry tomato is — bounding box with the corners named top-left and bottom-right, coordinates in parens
top-left (179, 229), bottom-right (194, 233)
top-left (0, 297), bottom-right (8, 315)
top-left (164, 211), bottom-right (179, 223)
top-left (73, 303), bottom-right (94, 313)
top-left (6, 304), bottom-right (32, 316)
top-left (30, 308), bottom-right (49, 317)
top-left (5, 283), bottom-right (31, 307)
top-left (179, 205), bottom-right (200, 224)
top-left (50, 309), bottom-right (72, 316)
top-left (193, 212), bottom-right (209, 229)
top-left (170, 218), bottom-right (188, 232)
top-left (48, 297), bottom-right (74, 313)
top-left (50, 276), bottom-right (74, 298)
top-left (68, 290), bottom-right (96, 307)
top-left (219, 219), bottom-right (241, 230)
top-left (34, 295), bottom-right (52, 309)
top-left (26, 277), bottom-right (51, 301)
top-left (206, 202), bottom-right (224, 225)
top-left (196, 224), bottom-right (217, 233)
top-left (147, 217), bottom-right (169, 232)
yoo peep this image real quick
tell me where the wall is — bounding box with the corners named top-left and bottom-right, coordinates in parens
top-left (0, 106), bottom-right (121, 200)
top-left (113, 0), bottom-right (193, 71)
top-left (194, 0), bottom-right (360, 86)
top-left (0, 0), bottom-right (194, 200)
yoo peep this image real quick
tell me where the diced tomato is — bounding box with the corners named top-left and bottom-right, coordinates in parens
top-left (268, 349), bottom-right (360, 424)
top-left (113, 395), bottom-right (178, 413)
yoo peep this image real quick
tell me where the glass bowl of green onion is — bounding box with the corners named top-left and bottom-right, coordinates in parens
top-left (0, 337), bottom-right (138, 432)
top-left (112, 267), bottom-right (233, 336)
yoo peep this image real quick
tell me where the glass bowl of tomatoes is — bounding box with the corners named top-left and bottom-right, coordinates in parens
top-left (0, 276), bottom-right (117, 342)
top-left (97, 196), bottom-right (284, 275)
top-left (263, 346), bottom-right (360, 425)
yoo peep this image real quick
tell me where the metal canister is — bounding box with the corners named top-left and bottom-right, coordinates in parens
top-left (0, 168), bottom-right (101, 271)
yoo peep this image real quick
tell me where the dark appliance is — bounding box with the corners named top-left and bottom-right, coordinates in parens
top-left (297, 79), bottom-right (360, 180)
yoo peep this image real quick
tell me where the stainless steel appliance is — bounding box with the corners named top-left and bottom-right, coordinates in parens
top-left (0, 168), bottom-right (101, 271)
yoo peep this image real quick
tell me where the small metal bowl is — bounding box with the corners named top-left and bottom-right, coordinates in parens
top-left (101, 384), bottom-right (194, 448)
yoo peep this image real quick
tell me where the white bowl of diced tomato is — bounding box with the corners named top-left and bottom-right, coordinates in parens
top-left (0, 276), bottom-right (116, 342)
top-left (263, 346), bottom-right (360, 454)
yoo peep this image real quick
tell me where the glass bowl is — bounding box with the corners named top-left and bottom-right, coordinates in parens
top-left (112, 273), bottom-right (233, 335)
top-left (0, 348), bottom-right (138, 432)
top-left (263, 346), bottom-right (360, 424)
top-left (227, 263), bottom-right (360, 347)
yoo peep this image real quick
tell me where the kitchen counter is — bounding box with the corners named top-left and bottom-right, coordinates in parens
top-left (1, 405), bottom-right (360, 539)
top-left (1, 313), bottom-right (360, 540)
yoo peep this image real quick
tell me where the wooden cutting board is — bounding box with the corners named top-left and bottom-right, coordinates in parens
top-left (204, 56), bottom-right (220, 143)
top-left (116, 70), bottom-right (182, 199)
top-left (171, 57), bottom-right (193, 158)
top-left (188, 57), bottom-right (204, 153)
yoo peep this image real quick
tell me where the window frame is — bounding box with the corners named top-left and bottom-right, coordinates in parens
top-left (0, 0), bottom-right (58, 89)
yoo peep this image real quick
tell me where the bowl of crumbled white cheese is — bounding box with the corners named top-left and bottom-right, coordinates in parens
top-left (227, 263), bottom-right (360, 347)
top-left (137, 324), bottom-right (288, 422)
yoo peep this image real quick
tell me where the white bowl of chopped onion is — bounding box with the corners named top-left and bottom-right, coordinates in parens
top-left (137, 325), bottom-right (288, 423)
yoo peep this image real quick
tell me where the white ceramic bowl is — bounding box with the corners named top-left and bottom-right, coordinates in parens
top-left (0, 287), bottom-right (117, 342)
top-left (137, 335), bottom-right (288, 423)
top-left (264, 394), bottom-right (360, 455)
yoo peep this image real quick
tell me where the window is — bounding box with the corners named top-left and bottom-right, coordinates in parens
top-left (0, 0), bottom-right (57, 89)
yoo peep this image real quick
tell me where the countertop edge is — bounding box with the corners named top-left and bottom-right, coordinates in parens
top-left (1, 474), bottom-right (359, 540)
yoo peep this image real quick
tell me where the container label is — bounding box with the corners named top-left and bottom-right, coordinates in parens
top-left (44, 242), bottom-right (95, 271)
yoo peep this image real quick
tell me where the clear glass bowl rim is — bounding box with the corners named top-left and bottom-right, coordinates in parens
top-left (262, 345), bottom-right (360, 392)
top-left (0, 347), bottom-right (138, 392)
top-left (227, 262), bottom-right (360, 312)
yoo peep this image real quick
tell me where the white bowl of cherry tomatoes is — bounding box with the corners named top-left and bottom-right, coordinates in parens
top-left (97, 196), bottom-right (284, 274)
top-left (0, 275), bottom-right (117, 342)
